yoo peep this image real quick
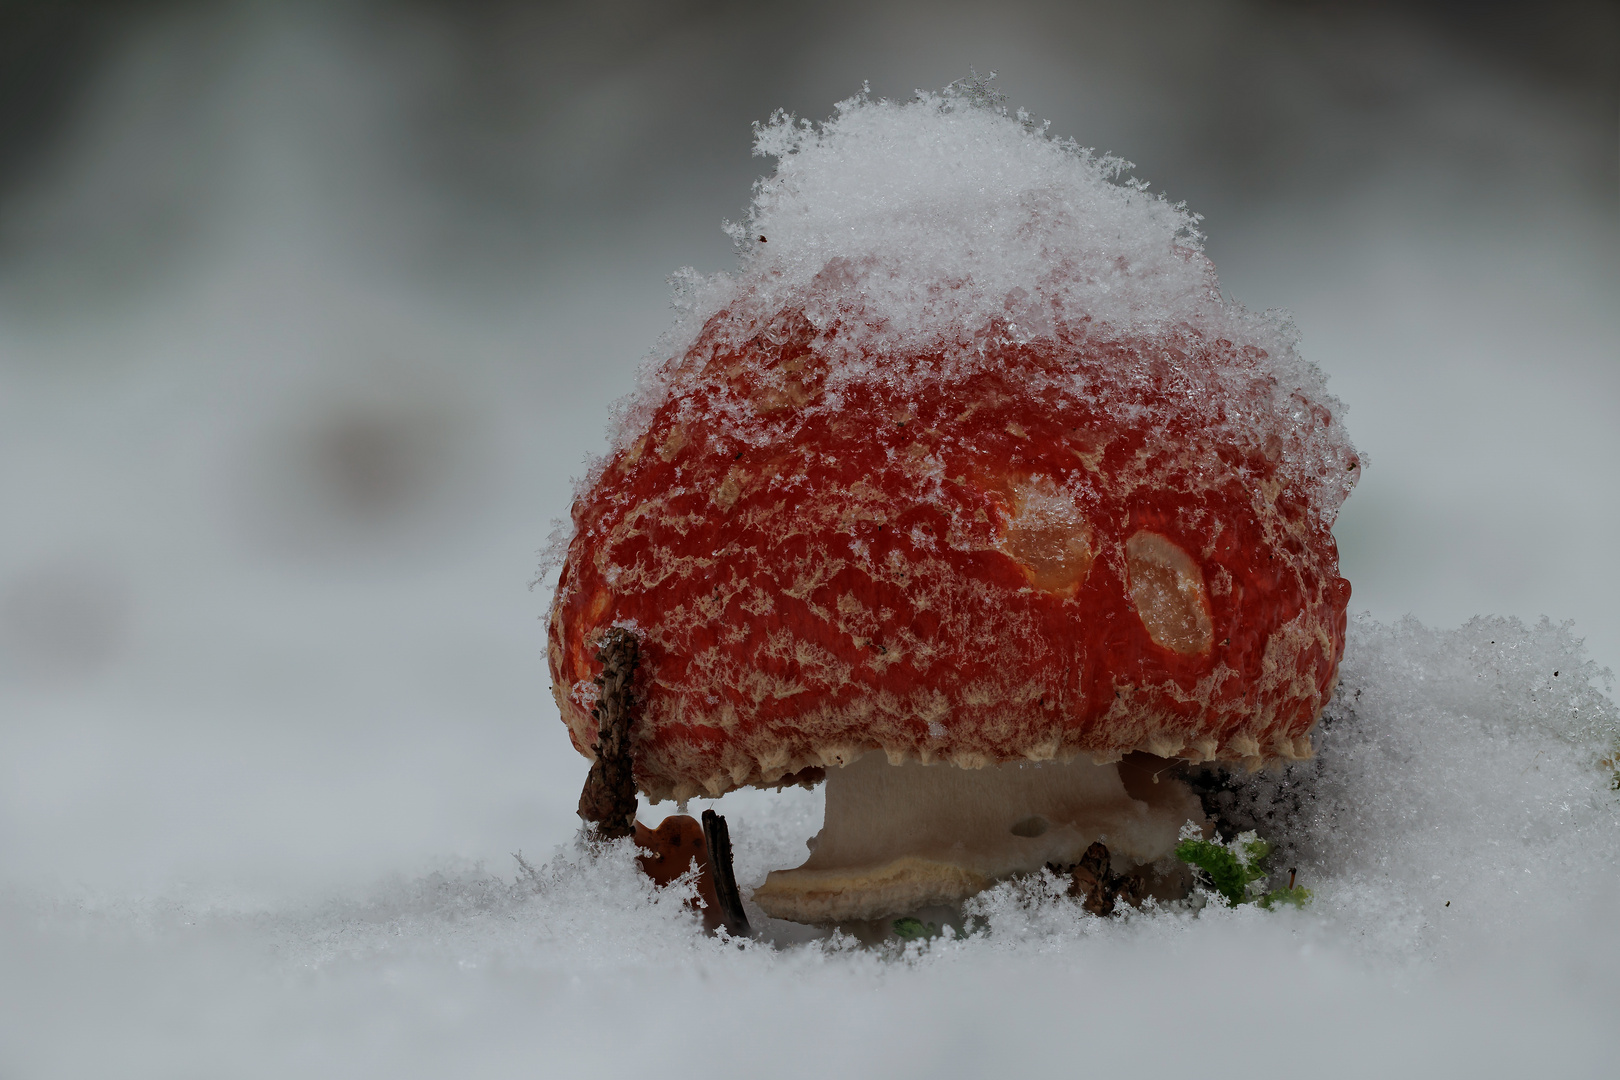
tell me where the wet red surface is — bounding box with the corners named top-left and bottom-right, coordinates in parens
top-left (551, 307), bottom-right (1353, 801)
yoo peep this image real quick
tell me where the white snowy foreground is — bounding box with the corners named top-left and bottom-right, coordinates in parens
top-left (3, 616), bottom-right (1616, 1078)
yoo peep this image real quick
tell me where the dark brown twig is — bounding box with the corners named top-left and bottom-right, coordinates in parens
top-left (701, 809), bottom-right (752, 938)
top-left (577, 627), bottom-right (640, 840)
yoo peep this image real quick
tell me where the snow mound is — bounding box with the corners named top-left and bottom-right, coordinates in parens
top-left (1198, 613), bottom-right (1620, 962)
top-left (669, 75), bottom-right (1214, 348)
top-left (6, 619), bottom-right (1616, 1079)
top-left (712, 77), bottom-right (1211, 348)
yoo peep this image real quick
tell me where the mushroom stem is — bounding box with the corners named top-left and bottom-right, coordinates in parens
top-left (751, 753), bottom-right (1203, 923)
top-left (577, 628), bottom-right (640, 839)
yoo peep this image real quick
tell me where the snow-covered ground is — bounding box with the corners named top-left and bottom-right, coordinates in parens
top-left (6, 613), bottom-right (1619, 1078)
top-left (1, 5), bottom-right (1616, 1076)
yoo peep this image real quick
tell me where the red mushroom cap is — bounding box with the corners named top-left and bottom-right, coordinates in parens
top-left (550, 310), bottom-right (1353, 802)
top-left (545, 84), bottom-right (1359, 803)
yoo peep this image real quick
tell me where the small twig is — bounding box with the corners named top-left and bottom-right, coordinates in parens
top-left (1288, 867), bottom-right (1297, 890)
top-left (577, 627), bottom-right (640, 840)
top-left (702, 809), bottom-right (752, 938)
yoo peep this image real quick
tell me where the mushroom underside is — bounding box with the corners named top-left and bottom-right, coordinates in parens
top-left (751, 751), bottom-right (1206, 923)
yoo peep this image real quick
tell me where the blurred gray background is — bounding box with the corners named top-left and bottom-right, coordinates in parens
top-left (1, 0), bottom-right (1615, 900)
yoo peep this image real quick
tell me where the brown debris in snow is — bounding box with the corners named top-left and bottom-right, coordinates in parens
top-left (1061, 842), bottom-right (1143, 917)
top-left (702, 809), bottom-right (752, 938)
top-left (635, 814), bottom-right (724, 931)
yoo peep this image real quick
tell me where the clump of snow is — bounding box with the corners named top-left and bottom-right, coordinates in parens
top-left (675, 75), bottom-right (1214, 353)
top-left (5, 616), bottom-right (1616, 1076)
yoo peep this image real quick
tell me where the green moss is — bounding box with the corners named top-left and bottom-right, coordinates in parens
top-left (1176, 829), bottom-right (1308, 910)
top-left (1257, 886), bottom-right (1313, 910)
top-left (891, 916), bottom-right (937, 941)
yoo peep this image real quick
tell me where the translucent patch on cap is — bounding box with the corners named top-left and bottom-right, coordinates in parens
top-left (997, 477), bottom-right (1095, 597)
top-left (1125, 530), bottom-right (1213, 655)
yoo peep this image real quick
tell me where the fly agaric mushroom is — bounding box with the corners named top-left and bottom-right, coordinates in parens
top-left (547, 81), bottom-right (1358, 923)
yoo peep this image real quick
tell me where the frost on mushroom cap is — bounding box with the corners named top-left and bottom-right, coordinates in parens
top-left (548, 81), bottom-right (1359, 803)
